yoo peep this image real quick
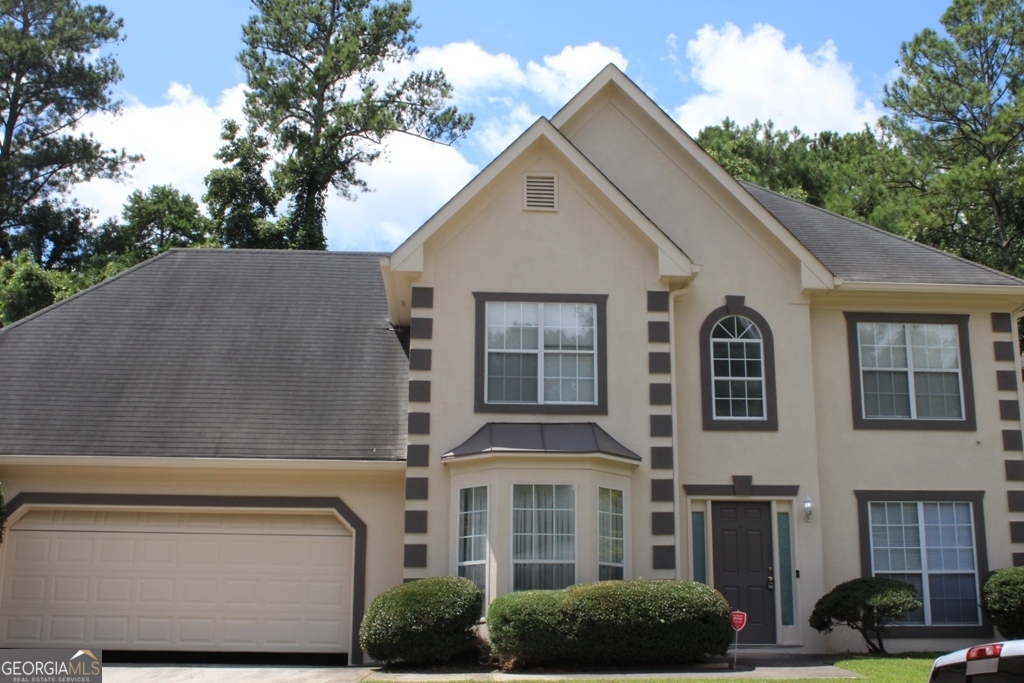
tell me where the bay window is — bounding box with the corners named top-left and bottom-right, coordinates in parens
top-left (512, 484), bottom-right (575, 590)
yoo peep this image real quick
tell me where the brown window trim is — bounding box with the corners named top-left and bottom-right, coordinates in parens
top-left (854, 490), bottom-right (992, 639)
top-left (844, 313), bottom-right (976, 431)
top-left (473, 292), bottom-right (608, 415)
top-left (699, 296), bottom-right (778, 431)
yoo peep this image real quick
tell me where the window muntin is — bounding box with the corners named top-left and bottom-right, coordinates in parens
top-left (597, 487), bottom-right (624, 580)
top-left (711, 315), bottom-right (765, 420)
top-left (486, 302), bottom-right (596, 405)
top-left (457, 486), bottom-right (488, 595)
top-left (512, 484), bottom-right (576, 590)
top-left (857, 323), bottom-right (964, 421)
top-left (869, 501), bottom-right (980, 625)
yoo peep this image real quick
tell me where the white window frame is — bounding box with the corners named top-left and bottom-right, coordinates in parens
top-left (855, 322), bottom-right (966, 421)
top-left (597, 487), bottom-right (625, 580)
top-left (457, 485), bottom-right (489, 596)
top-left (710, 315), bottom-right (766, 421)
top-left (868, 500), bottom-right (981, 626)
top-left (484, 302), bottom-right (598, 406)
top-left (510, 483), bottom-right (578, 592)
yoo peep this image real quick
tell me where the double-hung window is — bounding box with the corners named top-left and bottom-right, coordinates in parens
top-left (868, 500), bottom-right (981, 625)
top-left (846, 314), bottom-right (975, 430)
top-left (457, 486), bottom-right (488, 595)
top-left (475, 294), bottom-right (607, 414)
top-left (512, 484), bottom-right (575, 590)
top-left (598, 487), bottom-right (624, 580)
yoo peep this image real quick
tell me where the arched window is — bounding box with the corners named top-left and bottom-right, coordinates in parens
top-left (711, 316), bottom-right (765, 419)
top-left (699, 296), bottom-right (777, 431)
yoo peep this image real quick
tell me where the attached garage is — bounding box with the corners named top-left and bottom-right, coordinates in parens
top-left (0, 508), bottom-right (354, 655)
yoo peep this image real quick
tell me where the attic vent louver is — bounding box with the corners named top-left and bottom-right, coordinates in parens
top-left (524, 173), bottom-right (557, 211)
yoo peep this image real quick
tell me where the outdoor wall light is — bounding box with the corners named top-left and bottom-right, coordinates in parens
top-left (802, 495), bottom-right (814, 522)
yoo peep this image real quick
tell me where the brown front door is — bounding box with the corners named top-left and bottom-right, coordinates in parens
top-left (712, 501), bottom-right (776, 644)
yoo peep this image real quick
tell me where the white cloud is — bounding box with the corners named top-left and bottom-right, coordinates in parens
top-left (476, 102), bottom-right (537, 157)
top-left (75, 83), bottom-right (246, 221)
top-left (525, 43), bottom-right (627, 104)
top-left (412, 42), bottom-right (526, 100)
top-left (673, 23), bottom-right (879, 135)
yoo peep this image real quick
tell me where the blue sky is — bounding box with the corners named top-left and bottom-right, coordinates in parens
top-left (76, 0), bottom-right (950, 250)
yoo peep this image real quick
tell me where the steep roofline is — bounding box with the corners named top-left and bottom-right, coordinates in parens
top-left (739, 180), bottom-right (1024, 288)
top-left (551, 64), bottom-right (835, 290)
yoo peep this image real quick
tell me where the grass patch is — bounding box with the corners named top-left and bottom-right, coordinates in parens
top-left (834, 653), bottom-right (938, 683)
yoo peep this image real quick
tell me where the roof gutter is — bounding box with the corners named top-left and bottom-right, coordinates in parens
top-left (833, 281), bottom-right (1024, 296)
top-left (0, 455), bottom-right (407, 471)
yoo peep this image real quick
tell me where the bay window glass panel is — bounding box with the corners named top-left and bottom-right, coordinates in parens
top-left (457, 486), bottom-right (488, 595)
top-left (485, 302), bottom-right (597, 406)
top-left (598, 487), bottom-right (624, 581)
top-left (512, 484), bottom-right (575, 590)
top-left (857, 322), bottom-right (963, 421)
top-left (869, 500), bottom-right (979, 625)
top-left (711, 316), bottom-right (765, 419)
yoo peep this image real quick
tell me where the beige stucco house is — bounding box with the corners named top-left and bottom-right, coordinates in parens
top-left (1, 65), bottom-right (1023, 664)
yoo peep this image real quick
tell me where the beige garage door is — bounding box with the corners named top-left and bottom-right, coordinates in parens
top-left (0, 509), bottom-right (352, 652)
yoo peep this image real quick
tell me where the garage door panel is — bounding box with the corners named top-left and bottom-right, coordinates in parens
top-left (1, 512), bottom-right (352, 652)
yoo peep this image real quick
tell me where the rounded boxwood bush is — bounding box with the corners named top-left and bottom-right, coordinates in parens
top-left (359, 575), bottom-right (482, 665)
top-left (487, 590), bottom-right (564, 667)
top-left (559, 580), bottom-right (732, 666)
top-left (487, 580), bottom-right (731, 668)
top-left (809, 577), bottom-right (921, 654)
top-left (982, 567), bottom-right (1024, 639)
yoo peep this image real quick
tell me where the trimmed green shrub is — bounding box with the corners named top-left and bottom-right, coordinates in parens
top-left (982, 567), bottom-right (1024, 639)
top-left (487, 580), bottom-right (731, 669)
top-left (559, 580), bottom-right (732, 666)
top-left (487, 590), bottom-right (564, 667)
top-left (809, 577), bottom-right (922, 654)
top-left (359, 575), bottom-right (482, 665)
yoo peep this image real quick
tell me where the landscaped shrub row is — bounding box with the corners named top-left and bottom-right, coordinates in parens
top-left (982, 566), bottom-right (1024, 639)
top-left (488, 580), bottom-right (732, 668)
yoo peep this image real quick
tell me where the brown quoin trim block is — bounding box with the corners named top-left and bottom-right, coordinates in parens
top-left (1012, 522), bottom-right (1024, 543)
top-left (410, 318), bottom-right (433, 340)
top-left (1015, 553), bottom-right (1024, 567)
top-left (650, 415), bottom-right (673, 437)
top-left (995, 341), bottom-right (1016, 362)
top-left (408, 380), bottom-right (431, 403)
top-left (998, 370), bottom-right (1018, 392)
top-left (650, 447), bottom-right (674, 469)
top-left (411, 287), bottom-right (434, 309)
top-left (408, 412), bottom-right (430, 435)
top-left (404, 544), bottom-right (427, 568)
top-left (473, 292), bottom-right (608, 415)
top-left (652, 545), bottom-right (676, 569)
top-left (651, 512), bottom-right (675, 535)
top-left (845, 313), bottom-right (976, 431)
top-left (1004, 430), bottom-right (1023, 451)
top-left (651, 479), bottom-right (675, 502)
top-left (649, 352), bottom-right (671, 374)
top-left (648, 321), bottom-right (670, 343)
top-left (1007, 459), bottom-right (1024, 481)
top-left (409, 349), bottom-right (432, 371)
top-left (405, 510), bottom-right (428, 534)
top-left (1001, 400), bottom-right (1021, 421)
top-left (405, 477), bottom-right (428, 500)
top-left (992, 312), bottom-right (1013, 332)
top-left (701, 296), bottom-right (778, 432)
top-left (1009, 491), bottom-right (1024, 513)
top-left (650, 383), bottom-right (672, 405)
top-left (5, 492), bottom-right (370, 665)
top-left (407, 444), bottom-right (430, 467)
top-left (647, 291), bottom-right (669, 312)
top-left (854, 490), bottom-right (992, 639)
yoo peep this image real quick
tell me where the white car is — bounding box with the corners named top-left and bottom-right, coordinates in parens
top-left (930, 640), bottom-right (1024, 683)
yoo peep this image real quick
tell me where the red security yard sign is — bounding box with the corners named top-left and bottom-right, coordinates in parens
top-left (729, 611), bottom-right (746, 670)
top-left (730, 611), bottom-right (747, 631)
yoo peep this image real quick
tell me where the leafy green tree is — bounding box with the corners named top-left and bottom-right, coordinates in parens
top-left (884, 0), bottom-right (1024, 275)
top-left (91, 185), bottom-right (212, 264)
top-left (239, 0), bottom-right (474, 250)
top-left (0, 250), bottom-right (74, 326)
top-left (0, 0), bottom-right (138, 257)
top-left (204, 120), bottom-right (286, 249)
top-left (809, 577), bottom-right (922, 654)
top-left (11, 199), bottom-right (93, 270)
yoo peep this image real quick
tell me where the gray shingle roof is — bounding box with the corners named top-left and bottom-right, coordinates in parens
top-left (0, 249), bottom-right (408, 460)
top-left (740, 181), bottom-right (1024, 287)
